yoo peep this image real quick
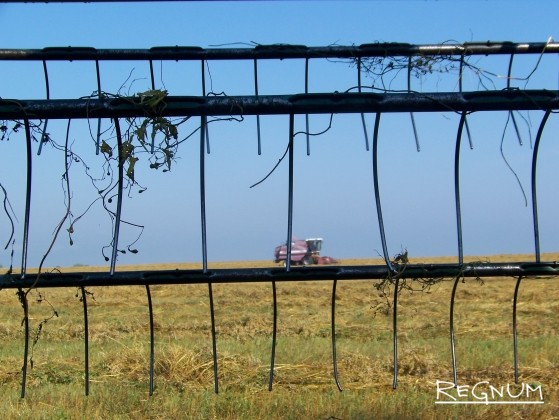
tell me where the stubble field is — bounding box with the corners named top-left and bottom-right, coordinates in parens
top-left (0, 253), bottom-right (558, 419)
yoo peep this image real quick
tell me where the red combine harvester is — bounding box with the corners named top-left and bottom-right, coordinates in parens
top-left (274, 237), bottom-right (338, 266)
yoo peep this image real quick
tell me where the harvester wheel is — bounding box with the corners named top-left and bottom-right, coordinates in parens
top-left (302, 256), bottom-right (313, 266)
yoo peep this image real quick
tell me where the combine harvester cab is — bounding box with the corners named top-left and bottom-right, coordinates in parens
top-left (274, 237), bottom-right (337, 266)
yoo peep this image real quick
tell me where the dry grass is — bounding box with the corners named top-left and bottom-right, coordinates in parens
top-left (0, 253), bottom-right (558, 419)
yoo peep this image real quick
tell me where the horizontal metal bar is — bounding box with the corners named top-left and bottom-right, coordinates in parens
top-left (0, 42), bottom-right (557, 62)
top-left (0, 90), bottom-right (558, 119)
top-left (1, 262), bottom-right (557, 289)
top-left (0, 0), bottom-right (166, 1)
top-left (1, 0), bottom-right (215, 2)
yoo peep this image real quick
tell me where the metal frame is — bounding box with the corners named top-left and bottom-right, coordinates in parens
top-left (0, 41), bottom-right (557, 397)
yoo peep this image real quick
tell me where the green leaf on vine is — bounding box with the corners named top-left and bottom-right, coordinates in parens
top-left (127, 156), bottom-right (139, 181)
top-left (100, 140), bottom-right (113, 158)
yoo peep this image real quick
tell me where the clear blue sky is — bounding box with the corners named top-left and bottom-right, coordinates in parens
top-left (0, 1), bottom-right (558, 268)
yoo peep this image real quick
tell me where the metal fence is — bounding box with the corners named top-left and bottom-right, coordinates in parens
top-left (0, 41), bottom-right (558, 397)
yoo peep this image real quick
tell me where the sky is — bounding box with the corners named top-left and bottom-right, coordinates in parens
top-left (0, 0), bottom-right (558, 268)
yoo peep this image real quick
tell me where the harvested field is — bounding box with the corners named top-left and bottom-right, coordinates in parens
top-left (0, 254), bottom-right (557, 419)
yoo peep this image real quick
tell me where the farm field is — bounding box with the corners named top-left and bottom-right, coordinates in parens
top-left (0, 254), bottom-right (558, 419)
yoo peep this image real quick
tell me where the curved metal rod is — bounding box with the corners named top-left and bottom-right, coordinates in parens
top-left (268, 280), bottom-right (277, 391)
top-left (110, 118), bottom-right (124, 276)
top-left (146, 284), bottom-right (155, 395)
top-left (507, 54), bottom-right (523, 146)
top-left (454, 113), bottom-right (467, 265)
top-left (531, 109), bottom-right (552, 263)
top-left (392, 278), bottom-right (399, 389)
top-left (331, 279), bottom-right (342, 391)
top-left (201, 60), bottom-right (210, 154)
top-left (254, 59), bottom-right (262, 155)
top-left (357, 57), bottom-right (370, 151)
top-left (512, 275), bottom-right (523, 384)
top-left (208, 282), bottom-right (218, 393)
top-left (371, 112), bottom-right (394, 272)
top-left (372, 112), bottom-right (401, 388)
top-left (305, 58), bottom-right (310, 156)
top-left (285, 114), bottom-right (295, 272)
top-left (95, 60), bottom-right (102, 155)
top-left (37, 60), bottom-right (50, 156)
top-left (459, 55), bottom-right (474, 150)
top-left (80, 286), bottom-right (90, 396)
top-left (408, 56), bottom-right (420, 152)
top-left (450, 113), bottom-right (467, 386)
top-left (449, 273), bottom-right (460, 387)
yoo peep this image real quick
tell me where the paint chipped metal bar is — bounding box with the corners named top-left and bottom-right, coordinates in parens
top-left (1, 261), bottom-right (557, 289)
top-left (0, 91), bottom-right (557, 120)
top-left (0, 42), bottom-right (557, 62)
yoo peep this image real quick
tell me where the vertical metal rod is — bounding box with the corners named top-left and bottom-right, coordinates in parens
top-left (305, 58), bottom-right (310, 156)
top-left (449, 273), bottom-right (460, 387)
top-left (285, 114), bottom-right (295, 272)
top-left (409, 113), bottom-right (420, 152)
top-left (17, 288), bottom-right (29, 399)
top-left (454, 113), bottom-right (467, 265)
top-left (148, 60), bottom-right (156, 153)
top-left (507, 54), bottom-right (524, 147)
top-left (331, 279), bottom-right (342, 391)
top-left (270, 114), bottom-right (295, 391)
top-left (357, 58), bottom-right (370, 151)
top-left (459, 56), bottom-right (474, 150)
top-left (359, 116), bottom-right (370, 152)
top-left (531, 110), bottom-right (551, 263)
top-left (19, 119), bottom-right (33, 398)
top-left (268, 280), bottom-right (277, 391)
top-left (371, 113), bottom-right (394, 272)
top-left (200, 115), bottom-right (218, 392)
top-left (510, 112), bottom-right (523, 147)
top-left (392, 278), bottom-right (399, 389)
top-left (95, 60), bottom-right (102, 155)
top-left (254, 59), bottom-right (262, 155)
top-left (464, 119), bottom-right (474, 150)
top-left (17, 111), bottom-right (45, 403)
top-left (201, 60), bottom-right (210, 154)
top-left (21, 119), bottom-right (33, 279)
top-left (146, 284), bottom-right (155, 396)
top-left (110, 118), bottom-right (124, 276)
top-left (37, 60), bottom-right (50, 156)
top-left (208, 282), bottom-right (218, 394)
top-left (200, 115), bottom-right (208, 273)
top-left (512, 276), bottom-right (523, 384)
top-left (450, 113), bottom-right (467, 386)
top-left (149, 59), bottom-right (156, 90)
top-left (80, 286), bottom-right (90, 396)
top-left (371, 111), bottom-right (401, 388)
top-left (408, 56), bottom-right (420, 152)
